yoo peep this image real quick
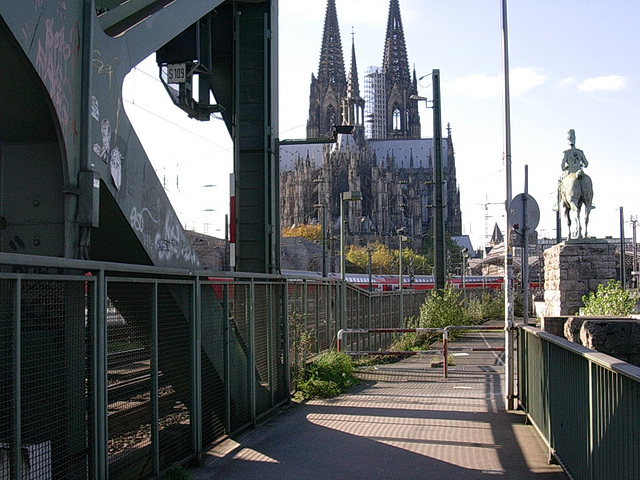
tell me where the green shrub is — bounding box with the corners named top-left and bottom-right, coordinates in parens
top-left (166, 463), bottom-right (193, 480)
top-left (418, 284), bottom-right (466, 329)
top-left (296, 351), bottom-right (359, 400)
top-left (297, 378), bottom-right (341, 399)
top-left (581, 280), bottom-right (636, 316)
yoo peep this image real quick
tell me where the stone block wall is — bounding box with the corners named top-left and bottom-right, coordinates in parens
top-left (543, 241), bottom-right (617, 316)
top-left (541, 316), bottom-right (640, 367)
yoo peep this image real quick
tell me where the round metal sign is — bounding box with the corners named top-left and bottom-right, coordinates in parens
top-left (508, 193), bottom-right (540, 235)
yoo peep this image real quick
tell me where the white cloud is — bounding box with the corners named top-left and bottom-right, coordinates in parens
top-left (578, 75), bottom-right (627, 92)
top-left (510, 67), bottom-right (548, 96)
top-left (444, 67), bottom-right (547, 99)
top-left (558, 77), bottom-right (576, 88)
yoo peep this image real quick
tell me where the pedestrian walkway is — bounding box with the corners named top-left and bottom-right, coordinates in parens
top-left (191, 327), bottom-right (567, 480)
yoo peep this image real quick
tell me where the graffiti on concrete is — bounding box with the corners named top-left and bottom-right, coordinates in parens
top-left (92, 50), bottom-right (122, 90)
top-left (110, 146), bottom-right (123, 190)
top-left (35, 17), bottom-right (79, 138)
top-left (130, 204), bottom-right (198, 266)
top-left (130, 206), bottom-right (158, 233)
top-left (93, 118), bottom-right (111, 162)
top-left (155, 212), bottom-right (198, 265)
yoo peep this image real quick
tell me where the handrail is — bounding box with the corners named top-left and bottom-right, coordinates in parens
top-left (519, 324), bottom-right (640, 382)
top-left (338, 324), bottom-right (505, 378)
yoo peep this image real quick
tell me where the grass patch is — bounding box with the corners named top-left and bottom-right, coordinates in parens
top-left (294, 351), bottom-right (359, 401)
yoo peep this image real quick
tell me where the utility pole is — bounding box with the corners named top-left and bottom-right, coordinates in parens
top-left (432, 69), bottom-right (446, 290)
top-left (501, 0), bottom-right (516, 411)
top-left (632, 216), bottom-right (638, 289)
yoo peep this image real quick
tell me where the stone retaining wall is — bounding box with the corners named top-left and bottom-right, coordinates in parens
top-left (543, 241), bottom-right (617, 316)
top-left (541, 316), bottom-right (640, 367)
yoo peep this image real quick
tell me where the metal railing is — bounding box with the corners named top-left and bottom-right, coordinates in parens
top-left (518, 324), bottom-right (640, 480)
top-left (0, 253), bottom-right (289, 479)
top-left (0, 253), bottom-right (429, 479)
top-left (286, 278), bottom-right (429, 387)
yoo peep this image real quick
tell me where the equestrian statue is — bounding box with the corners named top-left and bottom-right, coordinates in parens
top-left (558, 129), bottom-right (594, 239)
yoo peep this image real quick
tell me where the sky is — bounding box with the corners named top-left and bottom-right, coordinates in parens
top-left (125, 0), bottom-right (640, 253)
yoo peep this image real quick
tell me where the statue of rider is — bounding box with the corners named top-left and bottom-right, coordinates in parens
top-left (561, 129), bottom-right (588, 177)
top-left (560, 129), bottom-right (594, 209)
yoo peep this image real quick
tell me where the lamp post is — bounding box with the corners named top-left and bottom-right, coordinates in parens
top-left (461, 247), bottom-right (469, 301)
top-left (410, 68), bottom-right (445, 290)
top-left (367, 246), bottom-right (373, 291)
top-left (313, 203), bottom-right (327, 277)
top-left (340, 191), bottom-right (362, 330)
top-left (398, 228), bottom-right (408, 325)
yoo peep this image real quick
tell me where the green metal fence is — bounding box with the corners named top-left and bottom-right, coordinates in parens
top-left (0, 253), bottom-right (429, 479)
top-left (0, 253), bottom-right (289, 479)
top-left (518, 325), bottom-right (640, 480)
top-left (286, 278), bottom-right (429, 383)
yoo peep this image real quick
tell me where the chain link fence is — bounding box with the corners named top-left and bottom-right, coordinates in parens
top-left (0, 254), bottom-right (433, 479)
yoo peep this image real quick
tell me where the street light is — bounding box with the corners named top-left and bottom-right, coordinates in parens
top-left (313, 203), bottom-right (328, 277)
top-left (398, 228), bottom-right (408, 325)
top-left (461, 247), bottom-right (469, 301)
top-left (340, 191), bottom-right (362, 329)
top-left (410, 69), bottom-right (445, 290)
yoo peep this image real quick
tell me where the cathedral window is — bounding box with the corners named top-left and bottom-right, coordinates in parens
top-left (393, 107), bottom-right (402, 130)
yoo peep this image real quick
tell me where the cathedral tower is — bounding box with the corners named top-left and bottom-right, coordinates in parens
top-left (307, 0), bottom-right (347, 139)
top-left (382, 0), bottom-right (421, 139)
top-left (342, 33), bottom-right (366, 145)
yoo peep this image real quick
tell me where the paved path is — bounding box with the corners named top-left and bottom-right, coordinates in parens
top-left (191, 327), bottom-right (567, 480)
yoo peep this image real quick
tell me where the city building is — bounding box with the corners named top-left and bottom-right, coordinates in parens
top-left (280, 0), bottom-right (462, 269)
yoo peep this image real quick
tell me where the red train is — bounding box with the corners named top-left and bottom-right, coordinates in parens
top-left (282, 270), bottom-right (511, 291)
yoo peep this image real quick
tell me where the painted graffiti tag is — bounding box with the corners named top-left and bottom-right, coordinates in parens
top-left (154, 213), bottom-right (198, 265)
top-left (35, 18), bottom-right (78, 133)
top-left (92, 50), bottom-right (122, 90)
top-left (129, 206), bottom-right (158, 233)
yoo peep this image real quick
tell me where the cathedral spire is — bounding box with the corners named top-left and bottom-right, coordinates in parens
top-left (381, 0), bottom-right (419, 139)
top-left (343, 29), bottom-right (366, 144)
top-left (382, 0), bottom-right (411, 87)
top-left (307, 0), bottom-right (348, 138)
top-left (318, 0), bottom-right (346, 87)
top-left (346, 28), bottom-right (360, 99)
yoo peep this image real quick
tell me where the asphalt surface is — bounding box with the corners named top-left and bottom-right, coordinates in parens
top-left (191, 327), bottom-right (568, 480)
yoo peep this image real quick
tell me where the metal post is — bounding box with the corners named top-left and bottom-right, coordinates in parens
top-left (432, 69), bottom-right (446, 290)
top-left (523, 166), bottom-right (530, 325)
top-left (399, 233), bottom-right (404, 326)
top-left (322, 205), bottom-right (327, 278)
top-left (151, 282), bottom-right (160, 475)
top-left (193, 277), bottom-right (203, 463)
top-left (340, 191), bottom-right (361, 330)
top-left (501, 0), bottom-right (516, 411)
top-left (367, 248), bottom-right (373, 291)
top-left (620, 207), bottom-right (626, 288)
top-left (13, 279), bottom-right (22, 480)
top-left (340, 195), bottom-right (346, 330)
top-left (632, 216), bottom-right (638, 289)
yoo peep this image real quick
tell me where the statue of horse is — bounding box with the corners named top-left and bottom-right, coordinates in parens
top-left (559, 169), bottom-right (593, 239)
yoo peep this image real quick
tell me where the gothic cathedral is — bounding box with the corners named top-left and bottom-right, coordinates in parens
top-left (280, 0), bottom-right (462, 262)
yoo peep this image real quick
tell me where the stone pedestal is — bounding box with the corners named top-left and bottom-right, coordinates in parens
top-left (543, 240), bottom-right (617, 316)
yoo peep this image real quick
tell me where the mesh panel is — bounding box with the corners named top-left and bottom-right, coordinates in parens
top-left (271, 284), bottom-right (287, 403)
top-left (228, 284), bottom-right (251, 432)
top-left (0, 279), bottom-right (15, 480)
top-left (157, 283), bottom-right (193, 470)
top-left (106, 282), bottom-right (153, 480)
top-left (254, 284), bottom-right (271, 415)
top-left (0, 279), bottom-right (90, 480)
top-left (200, 281), bottom-right (228, 446)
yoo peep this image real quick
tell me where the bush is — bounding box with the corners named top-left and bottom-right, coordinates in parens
top-left (581, 280), bottom-right (636, 316)
top-left (296, 351), bottom-right (359, 400)
top-left (418, 284), bottom-right (466, 329)
top-left (466, 290), bottom-right (503, 322)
